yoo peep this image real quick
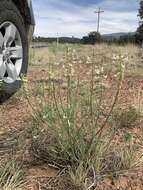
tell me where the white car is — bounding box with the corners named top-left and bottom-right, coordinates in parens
top-left (0, 0), bottom-right (35, 103)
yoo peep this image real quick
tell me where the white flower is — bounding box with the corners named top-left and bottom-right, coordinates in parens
top-left (68, 119), bottom-right (71, 127)
top-left (95, 69), bottom-right (100, 75)
top-left (112, 54), bottom-right (120, 60)
top-left (54, 62), bottom-right (60, 66)
top-left (63, 115), bottom-right (67, 119)
top-left (43, 114), bottom-right (48, 119)
top-left (33, 136), bottom-right (38, 139)
top-left (103, 75), bottom-right (107, 79)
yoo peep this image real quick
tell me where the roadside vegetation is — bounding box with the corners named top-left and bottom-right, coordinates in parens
top-left (0, 43), bottom-right (143, 189)
top-left (26, 44), bottom-right (143, 189)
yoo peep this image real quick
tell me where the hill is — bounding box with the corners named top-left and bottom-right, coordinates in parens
top-left (102, 32), bottom-right (136, 40)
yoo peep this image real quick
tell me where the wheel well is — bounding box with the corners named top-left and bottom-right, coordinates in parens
top-left (11, 0), bottom-right (31, 26)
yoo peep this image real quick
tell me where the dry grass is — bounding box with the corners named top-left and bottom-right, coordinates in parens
top-left (0, 161), bottom-right (24, 190)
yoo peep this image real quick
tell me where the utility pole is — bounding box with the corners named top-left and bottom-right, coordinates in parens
top-left (56, 32), bottom-right (59, 48)
top-left (94, 8), bottom-right (104, 33)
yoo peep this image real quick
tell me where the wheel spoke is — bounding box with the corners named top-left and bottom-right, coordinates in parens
top-left (0, 55), bottom-right (6, 78)
top-left (9, 46), bottom-right (23, 59)
top-left (0, 21), bottom-right (23, 83)
top-left (6, 59), bottom-right (18, 81)
top-left (0, 32), bottom-right (4, 49)
top-left (4, 24), bottom-right (16, 47)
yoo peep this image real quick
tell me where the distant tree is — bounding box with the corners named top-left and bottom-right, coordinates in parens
top-left (81, 36), bottom-right (90, 44)
top-left (136, 0), bottom-right (143, 44)
top-left (138, 0), bottom-right (143, 19)
top-left (88, 31), bottom-right (101, 44)
top-left (81, 31), bottom-right (101, 44)
top-left (136, 26), bottom-right (143, 44)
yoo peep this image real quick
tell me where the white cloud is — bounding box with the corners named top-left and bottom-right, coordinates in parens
top-left (33, 0), bottom-right (139, 37)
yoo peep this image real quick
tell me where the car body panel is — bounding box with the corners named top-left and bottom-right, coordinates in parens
top-left (11, 0), bottom-right (35, 41)
top-left (27, 0), bottom-right (35, 26)
top-left (26, 0), bottom-right (35, 41)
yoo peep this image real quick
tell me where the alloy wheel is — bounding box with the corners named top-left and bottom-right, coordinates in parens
top-left (0, 22), bottom-right (23, 83)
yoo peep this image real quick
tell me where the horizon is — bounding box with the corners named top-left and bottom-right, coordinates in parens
top-left (33, 0), bottom-right (140, 38)
top-left (34, 31), bottom-right (136, 38)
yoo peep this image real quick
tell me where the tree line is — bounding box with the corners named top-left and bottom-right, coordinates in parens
top-left (81, 32), bottom-right (136, 45)
top-left (33, 36), bottom-right (81, 44)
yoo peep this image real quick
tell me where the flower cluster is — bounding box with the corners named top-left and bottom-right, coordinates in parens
top-left (112, 53), bottom-right (129, 76)
top-left (112, 53), bottom-right (129, 68)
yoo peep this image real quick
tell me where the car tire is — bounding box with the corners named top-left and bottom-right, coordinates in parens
top-left (0, 0), bottom-right (28, 104)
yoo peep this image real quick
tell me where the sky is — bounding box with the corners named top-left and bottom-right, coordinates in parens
top-left (33, 0), bottom-right (140, 38)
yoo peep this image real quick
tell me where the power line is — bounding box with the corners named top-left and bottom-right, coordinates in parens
top-left (94, 8), bottom-right (104, 33)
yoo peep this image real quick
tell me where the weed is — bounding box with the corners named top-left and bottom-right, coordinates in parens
top-left (22, 47), bottom-right (128, 188)
top-left (21, 44), bottom-right (143, 189)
